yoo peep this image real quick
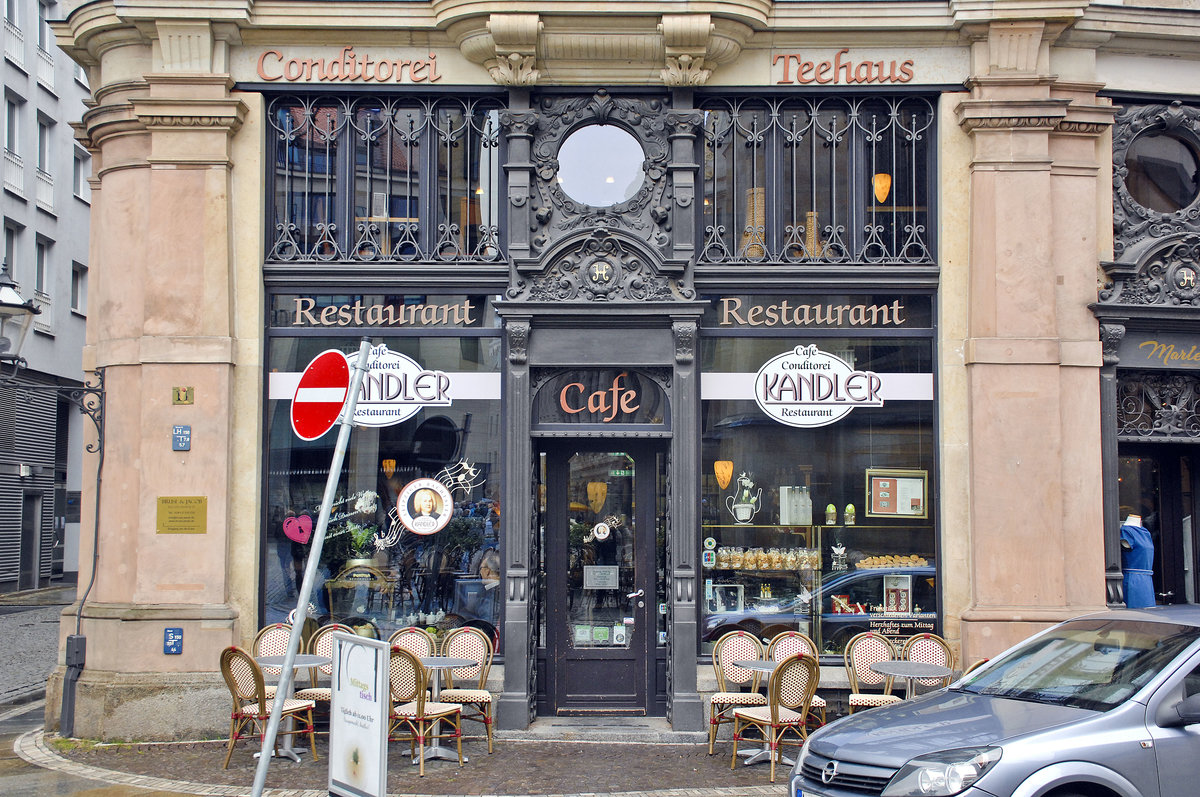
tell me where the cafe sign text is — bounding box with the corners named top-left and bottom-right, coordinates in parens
top-left (755, 345), bottom-right (883, 428)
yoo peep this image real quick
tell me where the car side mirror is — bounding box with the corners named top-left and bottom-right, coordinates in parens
top-left (1160, 693), bottom-right (1200, 728)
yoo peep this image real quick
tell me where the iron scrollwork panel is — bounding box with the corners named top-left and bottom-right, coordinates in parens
top-left (1117, 371), bottom-right (1200, 441)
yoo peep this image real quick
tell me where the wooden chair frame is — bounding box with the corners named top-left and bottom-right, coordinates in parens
top-left (438, 626), bottom-right (497, 753)
top-left (252, 622), bottom-right (292, 699)
top-left (731, 652), bottom-right (819, 783)
top-left (707, 630), bottom-right (767, 755)
top-left (219, 645), bottom-right (317, 769)
top-left (844, 631), bottom-right (902, 713)
top-left (387, 645), bottom-right (463, 776)
top-left (766, 631), bottom-right (827, 727)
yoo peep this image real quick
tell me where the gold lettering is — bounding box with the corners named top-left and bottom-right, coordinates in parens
top-left (720, 297), bottom-right (745, 325)
top-left (294, 297), bottom-right (319, 325)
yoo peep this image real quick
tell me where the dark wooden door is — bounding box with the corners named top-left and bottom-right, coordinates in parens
top-left (543, 442), bottom-right (660, 714)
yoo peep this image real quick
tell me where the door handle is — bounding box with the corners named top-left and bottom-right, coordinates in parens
top-left (1158, 591), bottom-right (1175, 599)
top-left (626, 588), bottom-right (645, 599)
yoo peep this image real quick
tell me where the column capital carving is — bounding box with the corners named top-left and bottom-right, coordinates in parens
top-left (1100, 323), bottom-right (1126, 366)
top-left (955, 96), bottom-right (1071, 134)
top-left (130, 96), bottom-right (245, 134)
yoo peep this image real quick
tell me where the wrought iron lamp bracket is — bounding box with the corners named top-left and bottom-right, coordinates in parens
top-left (3, 363), bottom-right (106, 453)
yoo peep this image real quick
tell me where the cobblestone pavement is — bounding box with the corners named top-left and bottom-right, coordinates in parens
top-left (0, 586), bottom-right (74, 706)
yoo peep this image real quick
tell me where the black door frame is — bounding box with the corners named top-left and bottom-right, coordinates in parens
top-left (1118, 443), bottom-right (1200, 605)
top-left (539, 438), bottom-right (665, 715)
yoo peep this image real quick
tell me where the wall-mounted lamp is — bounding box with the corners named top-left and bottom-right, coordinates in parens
top-left (873, 173), bottom-right (892, 204)
top-left (0, 260), bottom-right (39, 380)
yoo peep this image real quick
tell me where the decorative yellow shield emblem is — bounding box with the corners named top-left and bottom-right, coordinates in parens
top-left (587, 482), bottom-right (608, 514)
top-left (381, 459), bottom-right (396, 478)
top-left (714, 461), bottom-right (734, 491)
top-left (873, 173), bottom-right (892, 204)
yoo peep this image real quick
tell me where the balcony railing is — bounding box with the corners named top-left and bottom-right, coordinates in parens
top-left (35, 46), bottom-right (52, 90)
top-left (4, 149), bottom-right (24, 196)
top-left (35, 167), bottom-right (52, 211)
top-left (33, 289), bottom-right (51, 333)
top-left (4, 19), bottom-right (22, 68)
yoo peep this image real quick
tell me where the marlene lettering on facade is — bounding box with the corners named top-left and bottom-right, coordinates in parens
top-left (773, 48), bottom-right (915, 85)
top-left (719, 297), bottom-right (907, 327)
top-left (1137, 339), bottom-right (1200, 367)
top-left (292, 297), bottom-right (475, 327)
top-left (257, 46), bottom-right (443, 84)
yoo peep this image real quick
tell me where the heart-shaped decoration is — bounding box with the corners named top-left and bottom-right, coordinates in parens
top-left (283, 514), bottom-right (313, 545)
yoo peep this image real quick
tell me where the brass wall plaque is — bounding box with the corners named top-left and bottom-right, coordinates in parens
top-left (173, 387), bottom-right (194, 405)
top-left (156, 496), bottom-right (207, 534)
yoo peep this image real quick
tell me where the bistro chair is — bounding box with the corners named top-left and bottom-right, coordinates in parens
top-left (766, 631), bottom-right (827, 726)
top-left (387, 645), bottom-right (463, 776)
top-left (219, 645), bottom-right (317, 769)
top-left (252, 622), bottom-right (293, 698)
top-left (844, 632), bottom-right (902, 713)
top-left (731, 652), bottom-right (819, 783)
top-left (707, 630), bottom-right (767, 755)
top-left (438, 625), bottom-right (496, 753)
top-left (962, 657), bottom-right (990, 677)
top-left (901, 632), bottom-right (956, 695)
top-left (294, 622), bottom-right (353, 706)
top-left (388, 626), bottom-right (438, 658)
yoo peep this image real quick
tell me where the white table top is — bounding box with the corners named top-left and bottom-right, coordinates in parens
top-left (255, 654), bottom-right (331, 669)
top-left (870, 660), bottom-right (953, 678)
top-left (733, 659), bottom-right (779, 674)
top-left (419, 656), bottom-right (476, 669)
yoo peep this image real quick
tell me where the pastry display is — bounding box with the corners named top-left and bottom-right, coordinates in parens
top-left (856, 554), bottom-right (928, 569)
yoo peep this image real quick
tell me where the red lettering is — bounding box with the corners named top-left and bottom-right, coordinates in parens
top-left (815, 61), bottom-right (832, 84)
top-left (559, 383), bottom-right (586, 414)
top-left (797, 60), bottom-right (814, 84)
top-left (898, 60), bottom-right (914, 82)
top-left (257, 50), bottom-right (283, 81)
top-left (833, 48), bottom-right (853, 83)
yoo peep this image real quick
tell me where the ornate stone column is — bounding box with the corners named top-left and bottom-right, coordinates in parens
top-left (1099, 321), bottom-right (1126, 606)
top-left (954, 19), bottom-right (1109, 662)
top-left (45, 16), bottom-right (248, 740)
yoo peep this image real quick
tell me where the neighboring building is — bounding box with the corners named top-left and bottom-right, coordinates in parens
top-left (41, 0), bottom-right (1200, 740)
top-left (0, 0), bottom-right (90, 593)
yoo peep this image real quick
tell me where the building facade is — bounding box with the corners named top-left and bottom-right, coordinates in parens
top-left (47, 0), bottom-right (1199, 739)
top-left (0, 0), bottom-right (90, 594)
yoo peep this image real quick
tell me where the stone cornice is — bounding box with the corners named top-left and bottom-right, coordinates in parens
top-left (130, 96), bottom-right (247, 132)
top-left (956, 97), bottom-right (1071, 133)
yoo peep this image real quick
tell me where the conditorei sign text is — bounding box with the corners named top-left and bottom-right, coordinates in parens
top-left (257, 47), bottom-right (443, 84)
top-left (353, 345), bottom-right (451, 427)
top-left (755, 345), bottom-right (884, 428)
top-left (774, 48), bottom-right (914, 85)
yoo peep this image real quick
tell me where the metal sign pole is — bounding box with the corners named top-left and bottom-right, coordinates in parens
top-left (251, 338), bottom-right (371, 797)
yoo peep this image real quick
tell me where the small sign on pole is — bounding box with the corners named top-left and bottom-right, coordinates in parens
top-left (329, 632), bottom-right (390, 797)
top-left (291, 349), bottom-right (352, 441)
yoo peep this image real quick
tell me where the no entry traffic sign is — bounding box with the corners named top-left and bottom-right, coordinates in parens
top-left (291, 350), bottom-right (351, 440)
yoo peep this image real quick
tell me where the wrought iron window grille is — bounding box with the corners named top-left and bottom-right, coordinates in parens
top-left (1116, 370), bottom-right (1200, 441)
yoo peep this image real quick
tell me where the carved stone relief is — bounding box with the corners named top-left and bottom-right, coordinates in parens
top-left (1099, 234), bottom-right (1200, 307)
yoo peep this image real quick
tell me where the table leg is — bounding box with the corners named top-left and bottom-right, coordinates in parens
top-left (413, 669), bottom-right (468, 764)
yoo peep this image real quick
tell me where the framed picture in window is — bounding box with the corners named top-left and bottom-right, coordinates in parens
top-left (866, 468), bottom-right (928, 519)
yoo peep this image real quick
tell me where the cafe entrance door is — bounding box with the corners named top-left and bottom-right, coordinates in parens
top-left (539, 441), bottom-right (664, 715)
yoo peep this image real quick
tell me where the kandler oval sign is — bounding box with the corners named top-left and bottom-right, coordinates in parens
top-left (754, 344), bottom-right (883, 428)
top-left (353, 344), bottom-right (451, 427)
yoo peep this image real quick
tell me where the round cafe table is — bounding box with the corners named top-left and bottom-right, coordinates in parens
top-left (731, 660), bottom-right (796, 767)
top-left (869, 660), bottom-right (954, 699)
top-left (417, 656), bottom-right (476, 764)
top-left (254, 654), bottom-right (331, 762)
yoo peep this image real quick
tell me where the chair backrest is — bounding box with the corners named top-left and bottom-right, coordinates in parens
top-left (307, 623), bottom-right (354, 677)
top-left (712, 630), bottom-right (765, 692)
top-left (389, 645), bottom-right (427, 716)
top-left (902, 633), bottom-right (955, 686)
top-left (962, 657), bottom-right (989, 677)
top-left (767, 631), bottom-right (819, 662)
top-left (441, 626), bottom-right (493, 689)
top-left (844, 631), bottom-right (897, 692)
top-left (252, 622), bottom-right (293, 676)
top-left (769, 652), bottom-right (819, 724)
top-left (220, 646), bottom-right (266, 715)
top-left (388, 626), bottom-right (437, 658)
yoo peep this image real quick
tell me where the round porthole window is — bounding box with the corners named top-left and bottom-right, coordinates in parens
top-left (556, 125), bottom-right (645, 207)
top-left (1125, 130), bottom-right (1200, 213)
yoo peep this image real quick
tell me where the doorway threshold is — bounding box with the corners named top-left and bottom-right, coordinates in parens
top-left (498, 716), bottom-right (707, 744)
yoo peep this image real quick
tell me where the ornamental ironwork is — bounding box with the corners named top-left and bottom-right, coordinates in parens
top-left (1116, 371), bottom-right (1200, 441)
top-left (1099, 234), bottom-right (1200, 307)
top-left (697, 95), bottom-right (936, 265)
top-left (1113, 101), bottom-right (1200, 263)
top-left (266, 95), bottom-right (505, 264)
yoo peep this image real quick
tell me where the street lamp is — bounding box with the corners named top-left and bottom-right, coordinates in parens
top-left (0, 260), bottom-right (38, 378)
top-left (0, 257), bottom-right (104, 738)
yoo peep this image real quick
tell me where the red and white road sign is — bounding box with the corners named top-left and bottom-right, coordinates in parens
top-left (291, 349), bottom-right (351, 440)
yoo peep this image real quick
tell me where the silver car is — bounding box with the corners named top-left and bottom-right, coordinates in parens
top-left (790, 605), bottom-right (1200, 797)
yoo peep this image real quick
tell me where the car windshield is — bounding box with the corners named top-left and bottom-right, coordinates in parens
top-left (957, 618), bottom-right (1200, 711)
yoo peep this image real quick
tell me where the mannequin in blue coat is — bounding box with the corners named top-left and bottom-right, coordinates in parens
top-left (1120, 514), bottom-right (1156, 609)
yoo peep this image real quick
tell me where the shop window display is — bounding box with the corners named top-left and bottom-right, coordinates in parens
top-left (699, 321), bottom-right (938, 656)
top-left (263, 298), bottom-right (503, 647)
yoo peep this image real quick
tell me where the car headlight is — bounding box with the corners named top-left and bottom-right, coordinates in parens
top-left (882, 747), bottom-right (1002, 797)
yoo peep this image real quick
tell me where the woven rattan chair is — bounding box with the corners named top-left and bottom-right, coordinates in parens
top-left (707, 630), bottom-right (767, 755)
top-left (294, 622), bottom-right (353, 704)
top-left (901, 632), bottom-right (956, 694)
top-left (219, 645), bottom-right (317, 769)
top-left (252, 622), bottom-right (293, 699)
top-left (731, 652), bottom-right (819, 783)
top-left (388, 645), bottom-right (463, 776)
top-left (765, 631), bottom-right (827, 726)
top-left (844, 631), bottom-right (902, 713)
top-left (388, 626), bottom-right (438, 658)
top-left (437, 625), bottom-right (496, 753)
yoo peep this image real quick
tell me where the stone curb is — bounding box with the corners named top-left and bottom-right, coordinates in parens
top-left (14, 730), bottom-right (782, 797)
